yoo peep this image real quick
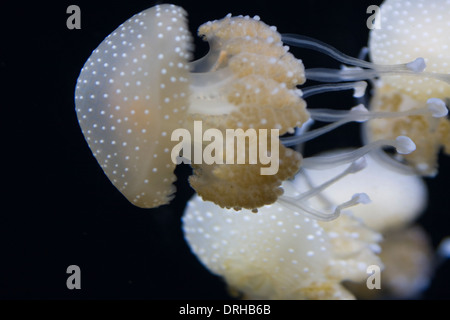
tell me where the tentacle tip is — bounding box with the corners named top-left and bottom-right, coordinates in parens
top-left (353, 192), bottom-right (371, 205)
top-left (353, 81), bottom-right (368, 98)
top-left (437, 237), bottom-right (450, 259)
top-left (427, 98), bottom-right (448, 118)
top-left (348, 156), bottom-right (368, 174)
top-left (350, 104), bottom-right (369, 122)
top-left (395, 136), bottom-right (416, 155)
top-left (406, 57), bottom-right (426, 73)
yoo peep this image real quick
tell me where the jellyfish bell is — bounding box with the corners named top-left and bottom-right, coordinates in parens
top-left (75, 5), bottom-right (192, 208)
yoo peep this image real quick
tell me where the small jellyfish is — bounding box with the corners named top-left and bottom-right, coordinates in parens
top-left (366, 0), bottom-right (450, 176)
top-left (75, 5), bottom-right (192, 208)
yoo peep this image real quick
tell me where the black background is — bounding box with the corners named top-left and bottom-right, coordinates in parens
top-left (1, 0), bottom-right (449, 300)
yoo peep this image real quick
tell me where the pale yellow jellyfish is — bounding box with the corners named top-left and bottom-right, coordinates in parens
top-left (366, 0), bottom-right (450, 176)
top-left (75, 4), bottom-right (307, 211)
top-left (344, 225), bottom-right (434, 299)
top-left (183, 189), bottom-right (382, 300)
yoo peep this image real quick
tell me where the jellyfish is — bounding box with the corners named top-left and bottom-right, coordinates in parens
top-left (366, 0), bottom-right (450, 176)
top-left (345, 225), bottom-right (434, 299)
top-left (75, 4), bottom-right (306, 211)
top-left (183, 189), bottom-right (382, 300)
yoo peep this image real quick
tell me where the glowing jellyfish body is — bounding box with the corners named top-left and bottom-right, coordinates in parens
top-left (367, 0), bottom-right (450, 176)
top-left (75, 4), bottom-right (307, 211)
top-left (183, 192), bottom-right (382, 300)
top-left (75, 5), bottom-right (192, 207)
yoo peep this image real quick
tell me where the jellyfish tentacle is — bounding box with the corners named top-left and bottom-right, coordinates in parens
top-left (302, 81), bottom-right (367, 98)
top-left (282, 34), bottom-right (428, 74)
top-left (301, 136), bottom-right (415, 169)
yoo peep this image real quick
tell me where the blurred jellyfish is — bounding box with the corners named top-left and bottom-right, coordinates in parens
top-left (183, 190), bottom-right (382, 300)
top-left (345, 226), bottom-right (434, 299)
top-left (366, 0), bottom-right (450, 176)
